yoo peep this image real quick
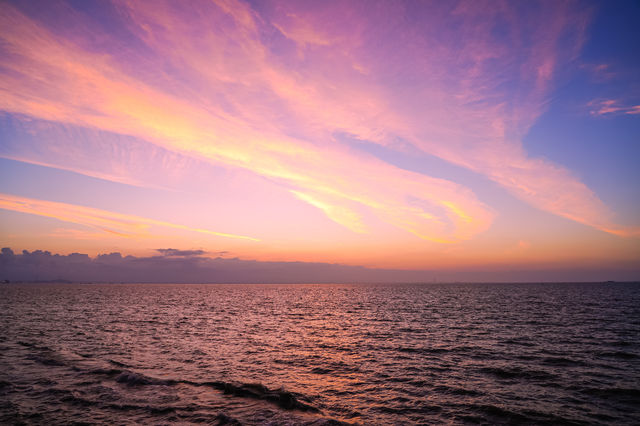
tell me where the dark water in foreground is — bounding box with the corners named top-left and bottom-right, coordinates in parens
top-left (1, 282), bottom-right (639, 425)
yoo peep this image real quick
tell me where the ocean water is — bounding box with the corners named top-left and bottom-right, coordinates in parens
top-left (0, 282), bottom-right (639, 425)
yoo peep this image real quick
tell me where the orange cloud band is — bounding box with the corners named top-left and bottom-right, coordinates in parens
top-left (0, 193), bottom-right (260, 241)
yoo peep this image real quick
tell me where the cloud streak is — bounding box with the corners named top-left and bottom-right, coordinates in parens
top-left (0, 193), bottom-right (259, 241)
top-left (587, 99), bottom-right (640, 116)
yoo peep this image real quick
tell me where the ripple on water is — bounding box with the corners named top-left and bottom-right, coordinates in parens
top-left (0, 282), bottom-right (639, 424)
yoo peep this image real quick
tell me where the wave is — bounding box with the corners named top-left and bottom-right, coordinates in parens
top-left (200, 381), bottom-right (319, 412)
top-left (309, 361), bottom-right (360, 375)
top-left (83, 367), bottom-right (320, 412)
top-left (115, 371), bottom-right (174, 386)
top-left (460, 403), bottom-right (584, 425)
top-left (2, 382), bottom-right (243, 426)
top-left (540, 356), bottom-right (588, 367)
top-left (479, 366), bottom-right (557, 381)
top-left (15, 340), bottom-right (323, 416)
top-left (214, 412), bottom-right (242, 425)
top-left (500, 337), bottom-right (536, 347)
top-left (20, 341), bottom-right (67, 367)
top-left (396, 346), bottom-right (449, 354)
top-left (41, 387), bottom-right (196, 415)
top-left (432, 385), bottom-right (481, 397)
top-left (108, 359), bottom-right (133, 368)
top-left (575, 386), bottom-right (640, 406)
top-left (373, 404), bottom-right (443, 415)
top-left (596, 350), bottom-right (639, 359)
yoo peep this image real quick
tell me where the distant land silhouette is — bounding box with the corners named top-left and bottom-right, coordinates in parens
top-left (1, 248), bottom-right (638, 283)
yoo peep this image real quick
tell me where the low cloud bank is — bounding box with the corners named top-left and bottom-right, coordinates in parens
top-left (0, 247), bottom-right (427, 283)
top-left (1, 248), bottom-right (638, 283)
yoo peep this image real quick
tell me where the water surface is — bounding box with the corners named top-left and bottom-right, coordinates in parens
top-left (1, 282), bottom-right (639, 424)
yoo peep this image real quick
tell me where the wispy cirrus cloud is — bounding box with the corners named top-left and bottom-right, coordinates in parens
top-left (0, 193), bottom-right (259, 241)
top-left (0, 1), bottom-right (494, 243)
top-left (580, 63), bottom-right (618, 82)
top-left (587, 99), bottom-right (640, 116)
top-left (0, 113), bottom-right (229, 192)
top-left (0, 0), bottom-right (635, 243)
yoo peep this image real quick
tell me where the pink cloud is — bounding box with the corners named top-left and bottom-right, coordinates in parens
top-left (0, 193), bottom-right (260, 241)
top-left (0, 1), bottom-right (495, 244)
top-left (588, 99), bottom-right (640, 116)
top-left (0, 0), bottom-right (635, 246)
top-left (626, 105), bottom-right (640, 115)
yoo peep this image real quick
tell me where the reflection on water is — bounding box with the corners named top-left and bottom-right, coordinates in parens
top-left (1, 282), bottom-right (639, 424)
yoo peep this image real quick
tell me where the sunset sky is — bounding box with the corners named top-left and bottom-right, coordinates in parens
top-left (1, 0), bottom-right (639, 279)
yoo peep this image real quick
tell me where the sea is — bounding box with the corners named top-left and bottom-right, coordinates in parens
top-left (0, 282), bottom-right (639, 425)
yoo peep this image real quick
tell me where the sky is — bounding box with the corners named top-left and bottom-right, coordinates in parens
top-left (0, 0), bottom-right (639, 281)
